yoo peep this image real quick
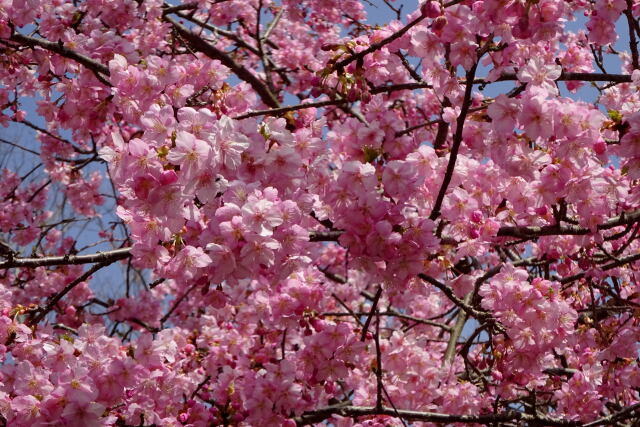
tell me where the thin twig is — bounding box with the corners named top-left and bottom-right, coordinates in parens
top-left (430, 61), bottom-right (479, 220)
top-left (28, 260), bottom-right (114, 326)
top-left (360, 286), bottom-right (382, 341)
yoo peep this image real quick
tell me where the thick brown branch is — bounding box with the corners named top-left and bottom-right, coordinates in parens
top-left (498, 209), bottom-right (640, 239)
top-left (624, 0), bottom-right (639, 69)
top-left (2, 228), bottom-right (338, 269)
top-left (172, 10), bottom-right (262, 56)
top-left (443, 292), bottom-right (471, 364)
top-left (295, 405), bottom-right (579, 426)
top-left (309, 231), bottom-right (343, 242)
top-left (495, 71), bottom-right (632, 83)
top-left (8, 33), bottom-right (110, 84)
top-left (0, 248), bottom-right (131, 269)
top-left (161, 1), bottom-right (198, 15)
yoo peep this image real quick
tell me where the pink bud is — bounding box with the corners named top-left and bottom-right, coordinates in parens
top-left (360, 90), bottom-right (372, 104)
top-left (431, 16), bottom-right (447, 33)
top-left (535, 205), bottom-right (548, 216)
top-left (310, 75), bottom-right (321, 87)
top-left (513, 15), bottom-right (532, 39)
top-left (13, 110), bottom-right (26, 122)
top-left (347, 87), bottom-right (359, 102)
top-left (321, 43), bottom-right (340, 51)
top-left (578, 258), bottom-right (591, 270)
top-left (468, 227), bottom-right (480, 239)
top-left (310, 318), bottom-right (324, 332)
top-left (470, 210), bottom-right (483, 223)
top-left (324, 382), bottom-right (336, 394)
top-left (593, 139), bottom-right (606, 155)
top-left (159, 170), bottom-right (179, 185)
top-left (421, 0), bottom-right (442, 18)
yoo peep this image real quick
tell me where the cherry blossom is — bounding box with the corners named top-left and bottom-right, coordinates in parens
top-left (1, 0), bottom-right (640, 425)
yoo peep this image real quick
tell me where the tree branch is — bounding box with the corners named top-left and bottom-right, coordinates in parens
top-left (8, 32), bottom-right (111, 84)
top-left (443, 292), bottom-right (471, 364)
top-left (295, 405), bottom-right (580, 426)
top-left (418, 273), bottom-right (491, 321)
top-left (560, 251), bottom-right (640, 285)
top-left (164, 16), bottom-right (280, 108)
top-left (429, 62), bottom-right (478, 220)
top-left (360, 286), bottom-right (382, 341)
top-left (332, 14), bottom-right (426, 71)
top-left (0, 248), bottom-right (131, 269)
top-left (27, 260), bottom-right (115, 325)
top-left (234, 98), bottom-right (348, 120)
top-left (161, 1), bottom-right (198, 15)
top-left (498, 209), bottom-right (640, 239)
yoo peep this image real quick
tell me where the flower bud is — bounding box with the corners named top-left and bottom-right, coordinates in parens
top-left (421, 0), bottom-right (442, 18)
top-left (432, 16), bottom-right (447, 33)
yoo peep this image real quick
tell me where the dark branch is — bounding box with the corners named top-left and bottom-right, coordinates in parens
top-left (0, 248), bottom-right (131, 269)
top-left (295, 405), bottom-right (580, 426)
top-left (234, 98), bottom-right (348, 120)
top-left (165, 16), bottom-right (280, 108)
top-left (8, 32), bottom-right (110, 84)
top-left (332, 14), bottom-right (426, 71)
top-left (498, 209), bottom-right (640, 239)
top-left (162, 1), bottom-right (198, 15)
top-left (430, 62), bottom-right (478, 220)
top-left (28, 260), bottom-right (115, 325)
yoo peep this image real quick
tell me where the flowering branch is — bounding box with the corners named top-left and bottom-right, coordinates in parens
top-left (7, 32), bottom-right (111, 85)
top-left (0, 247), bottom-right (131, 269)
top-left (430, 61), bottom-right (479, 220)
top-left (294, 405), bottom-right (580, 426)
top-left (165, 16), bottom-right (281, 108)
top-left (27, 260), bottom-right (115, 326)
top-left (332, 14), bottom-right (426, 72)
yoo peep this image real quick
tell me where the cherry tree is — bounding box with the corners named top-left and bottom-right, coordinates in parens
top-left (1, 0), bottom-right (640, 425)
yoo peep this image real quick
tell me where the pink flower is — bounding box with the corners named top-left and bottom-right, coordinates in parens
top-left (519, 96), bottom-right (553, 140)
top-left (61, 401), bottom-right (105, 427)
top-left (167, 131), bottom-right (212, 171)
top-left (166, 246), bottom-right (212, 280)
top-left (241, 196), bottom-right (283, 236)
top-left (214, 116), bottom-right (250, 170)
top-left (518, 57), bottom-right (562, 95)
top-left (140, 104), bottom-right (176, 141)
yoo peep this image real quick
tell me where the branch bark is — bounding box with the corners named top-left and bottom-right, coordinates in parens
top-left (429, 62), bottom-right (478, 220)
top-left (332, 14), bottom-right (426, 71)
top-left (0, 247), bottom-right (132, 269)
top-left (28, 260), bottom-right (115, 325)
top-left (295, 405), bottom-right (580, 426)
top-left (498, 209), bottom-right (640, 239)
top-left (8, 32), bottom-right (111, 85)
top-left (164, 16), bottom-right (280, 108)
